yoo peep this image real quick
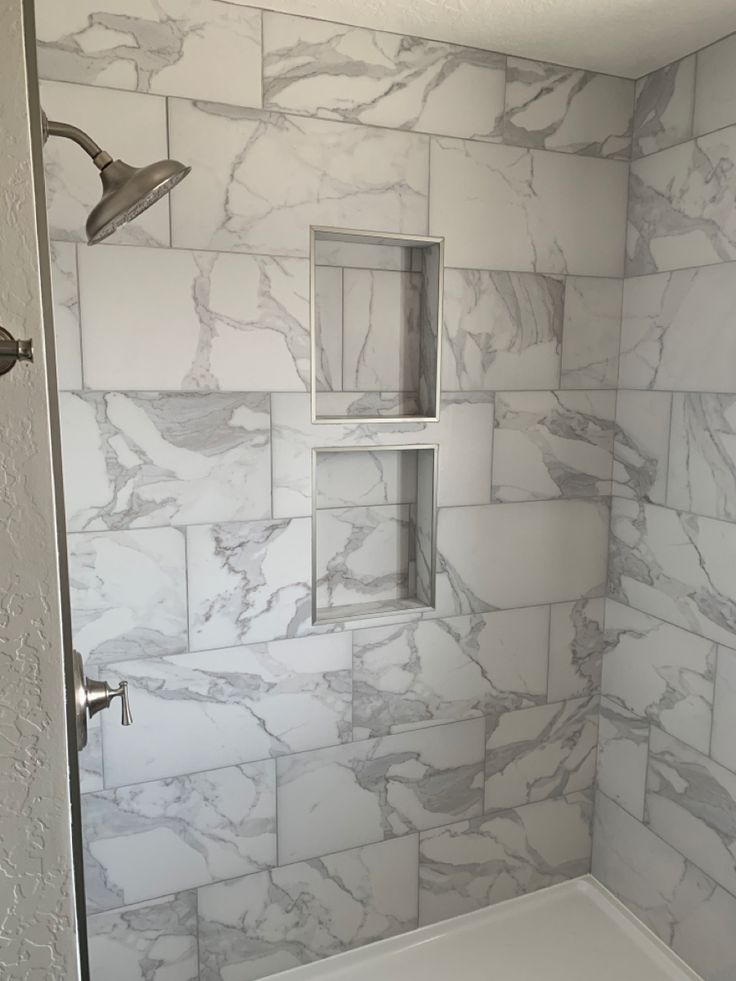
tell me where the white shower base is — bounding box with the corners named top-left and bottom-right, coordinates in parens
top-left (273, 876), bottom-right (702, 981)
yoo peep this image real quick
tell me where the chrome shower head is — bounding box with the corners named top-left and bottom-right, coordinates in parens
top-left (42, 113), bottom-right (190, 245)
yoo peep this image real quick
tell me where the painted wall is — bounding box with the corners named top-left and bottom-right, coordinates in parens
top-left (593, 34), bottom-right (736, 981)
top-left (35, 3), bottom-right (633, 978)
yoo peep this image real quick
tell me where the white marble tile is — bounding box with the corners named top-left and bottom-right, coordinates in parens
top-left (198, 835), bottom-right (418, 981)
top-left (504, 58), bottom-right (633, 158)
top-left (68, 527), bottom-right (187, 663)
top-left (596, 698), bottom-right (649, 820)
top-left (711, 645), bottom-right (736, 776)
top-left (645, 727), bottom-right (736, 897)
top-left (271, 392), bottom-right (493, 517)
top-left (429, 137), bottom-right (628, 276)
top-left (79, 716), bottom-right (104, 794)
top-left (547, 598), bottom-right (604, 702)
top-left (169, 100), bottom-right (429, 255)
top-left (49, 241), bottom-right (82, 390)
top-left (77, 245), bottom-right (310, 391)
top-left (314, 239), bottom-right (417, 271)
top-left (60, 391), bottom-right (271, 530)
top-left (262, 12), bottom-right (505, 141)
top-left (633, 56), bottom-right (695, 157)
top-left (82, 761), bottom-right (277, 912)
top-left (36, 0), bottom-right (262, 106)
top-left (627, 124), bottom-right (736, 275)
top-left (436, 500), bottom-right (608, 615)
top-left (668, 394), bottom-right (736, 520)
top-left (352, 608), bottom-right (549, 739)
top-left (87, 891), bottom-right (198, 981)
top-left (418, 792), bottom-right (592, 926)
top-left (187, 518), bottom-right (312, 650)
top-left (276, 718), bottom-right (485, 864)
top-left (613, 390), bottom-right (671, 503)
top-left (100, 634), bottom-right (352, 787)
top-left (492, 391), bottom-right (615, 502)
top-left (619, 265), bottom-right (736, 392)
top-left (484, 697), bottom-right (598, 812)
top-left (313, 265), bottom-right (343, 392)
top-left (694, 33), bottom-right (736, 138)
top-left (610, 498), bottom-right (736, 648)
top-left (560, 277), bottom-right (622, 390)
top-left (314, 447), bottom-right (418, 510)
top-left (442, 269), bottom-right (563, 391)
top-left (40, 80), bottom-right (170, 246)
top-left (602, 599), bottom-right (715, 754)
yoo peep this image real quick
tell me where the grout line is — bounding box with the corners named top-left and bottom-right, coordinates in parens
top-left (662, 391), bottom-right (674, 506)
top-left (73, 242), bottom-right (85, 390)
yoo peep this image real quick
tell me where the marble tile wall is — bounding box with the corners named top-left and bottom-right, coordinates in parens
top-left (594, 32), bottom-right (736, 981)
top-left (37, 3), bottom-right (635, 979)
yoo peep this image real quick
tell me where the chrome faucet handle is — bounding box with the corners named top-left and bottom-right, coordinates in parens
top-left (85, 676), bottom-right (133, 726)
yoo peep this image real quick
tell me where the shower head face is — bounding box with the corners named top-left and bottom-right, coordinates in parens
top-left (86, 158), bottom-right (190, 245)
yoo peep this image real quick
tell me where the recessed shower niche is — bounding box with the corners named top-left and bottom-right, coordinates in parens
top-left (310, 226), bottom-right (444, 423)
top-left (312, 445), bottom-right (437, 625)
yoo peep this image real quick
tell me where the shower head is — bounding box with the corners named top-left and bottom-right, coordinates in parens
top-left (42, 113), bottom-right (190, 245)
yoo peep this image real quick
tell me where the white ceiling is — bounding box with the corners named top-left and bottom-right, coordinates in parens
top-left (248, 0), bottom-right (736, 78)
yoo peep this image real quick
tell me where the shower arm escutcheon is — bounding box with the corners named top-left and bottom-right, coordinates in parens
top-left (0, 325), bottom-right (33, 377)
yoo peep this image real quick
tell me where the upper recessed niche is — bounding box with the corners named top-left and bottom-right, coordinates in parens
top-left (310, 226), bottom-right (443, 424)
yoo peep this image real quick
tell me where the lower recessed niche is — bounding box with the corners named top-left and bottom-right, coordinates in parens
top-left (311, 445), bottom-right (437, 625)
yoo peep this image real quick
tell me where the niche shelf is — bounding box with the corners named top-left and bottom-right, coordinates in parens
top-left (310, 226), bottom-right (444, 424)
top-left (311, 444), bottom-right (438, 625)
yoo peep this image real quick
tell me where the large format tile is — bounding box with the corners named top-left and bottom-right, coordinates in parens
top-left (352, 609), bottom-right (549, 739)
top-left (276, 718), bottom-right (485, 864)
top-left (40, 80), bottom-right (170, 246)
top-left (169, 100), bottom-right (429, 255)
top-left (484, 697), bottom-right (598, 812)
top-left (645, 727), bottom-right (736, 898)
top-left (602, 599), bottom-right (715, 754)
top-left (503, 58), bottom-right (633, 158)
top-left (627, 124), bottom-right (736, 275)
top-left (492, 391), bottom-right (615, 502)
top-left (77, 245), bottom-right (310, 391)
top-left (68, 527), bottom-right (187, 662)
top-left (436, 500), bottom-right (608, 614)
top-left (87, 891), bottom-right (198, 981)
top-left (442, 269), bottom-right (563, 391)
top-left (100, 634), bottom-right (352, 787)
top-left (36, 0), bottom-right (262, 106)
top-left (619, 265), bottom-right (736, 392)
top-left (262, 12), bottom-right (505, 141)
top-left (60, 391), bottom-right (271, 529)
top-left (187, 518), bottom-right (312, 650)
top-left (560, 276), bottom-right (621, 390)
top-left (429, 137), bottom-right (628, 276)
top-left (547, 598), bottom-right (605, 702)
top-left (82, 762), bottom-right (277, 912)
top-left (198, 836), bottom-right (418, 981)
top-left (632, 56), bottom-right (695, 157)
top-left (596, 699), bottom-right (648, 821)
top-left (612, 390), bottom-right (671, 503)
top-left (668, 394), bottom-right (736, 520)
top-left (49, 241), bottom-right (82, 390)
top-left (694, 33), bottom-right (736, 138)
top-left (712, 645), bottom-right (736, 775)
top-left (418, 792), bottom-right (592, 926)
top-left (610, 498), bottom-right (736, 648)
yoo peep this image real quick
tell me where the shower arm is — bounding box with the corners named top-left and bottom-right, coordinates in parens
top-left (42, 114), bottom-right (112, 171)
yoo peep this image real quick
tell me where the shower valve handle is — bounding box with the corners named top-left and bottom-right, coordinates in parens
top-left (86, 677), bottom-right (133, 726)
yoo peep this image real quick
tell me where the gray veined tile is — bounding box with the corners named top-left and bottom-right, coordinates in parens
top-left (276, 718), bottom-right (485, 864)
top-left (668, 394), bottom-right (736, 521)
top-left (504, 58), bottom-right (633, 159)
top-left (547, 599), bottom-right (605, 702)
top-left (418, 792), bottom-right (592, 926)
top-left (612, 390), bottom-right (671, 503)
top-left (352, 608), bottom-right (549, 739)
top-left (197, 835), bottom-right (418, 981)
top-left (82, 761), bottom-right (277, 913)
top-left (602, 599), bottom-right (715, 755)
top-left (262, 11), bottom-right (505, 141)
top-left (87, 891), bottom-right (198, 981)
top-left (632, 55), bottom-right (695, 158)
top-left (694, 33), bottom-right (736, 138)
top-left (645, 727), bottom-right (736, 898)
top-left (491, 391), bottom-right (615, 502)
top-left (313, 266), bottom-right (343, 392)
top-left (712, 645), bottom-right (736, 775)
top-left (314, 447), bottom-right (418, 510)
top-left (429, 137), bottom-right (628, 276)
top-left (484, 697), bottom-right (598, 813)
top-left (79, 715), bottom-right (104, 794)
top-left (168, 99), bottom-right (429, 256)
top-left (60, 391), bottom-right (271, 530)
top-left (49, 241), bottom-right (81, 390)
top-left (68, 527), bottom-right (187, 663)
top-left (36, 0), bottom-right (262, 107)
top-left (596, 698), bottom-right (648, 820)
top-left (609, 498), bottom-right (736, 648)
top-left (187, 518), bottom-right (313, 651)
top-left (100, 634), bottom-right (352, 787)
top-left (560, 276), bottom-right (622, 390)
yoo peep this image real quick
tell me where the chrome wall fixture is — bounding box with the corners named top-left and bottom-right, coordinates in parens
top-left (0, 325), bottom-right (33, 376)
top-left (72, 649), bottom-right (132, 751)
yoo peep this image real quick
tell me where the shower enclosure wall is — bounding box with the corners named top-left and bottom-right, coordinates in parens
top-left (34, 3), bottom-right (736, 981)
